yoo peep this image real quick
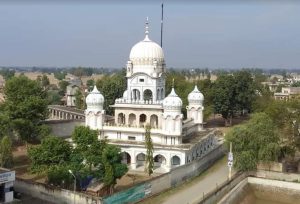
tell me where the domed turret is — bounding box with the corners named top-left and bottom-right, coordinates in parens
top-left (86, 85), bottom-right (104, 111)
top-left (127, 18), bottom-right (165, 77)
top-left (187, 85), bottom-right (204, 128)
top-left (163, 88), bottom-right (182, 112)
top-left (188, 85), bottom-right (204, 105)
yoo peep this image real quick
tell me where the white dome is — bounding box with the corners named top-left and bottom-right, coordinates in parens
top-left (163, 88), bottom-right (182, 111)
top-left (129, 36), bottom-right (164, 62)
top-left (188, 85), bottom-right (204, 105)
top-left (86, 86), bottom-right (104, 110)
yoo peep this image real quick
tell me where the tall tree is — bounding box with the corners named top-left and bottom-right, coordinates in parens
top-left (3, 76), bottom-right (49, 142)
top-left (0, 136), bottom-right (13, 168)
top-left (144, 124), bottom-right (154, 176)
top-left (225, 113), bottom-right (280, 171)
top-left (102, 144), bottom-right (128, 194)
top-left (212, 74), bottom-right (236, 126)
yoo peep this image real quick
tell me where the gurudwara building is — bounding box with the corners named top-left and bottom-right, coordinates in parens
top-left (85, 20), bottom-right (217, 173)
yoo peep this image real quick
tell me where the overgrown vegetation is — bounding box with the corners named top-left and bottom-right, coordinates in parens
top-left (28, 126), bottom-right (128, 195)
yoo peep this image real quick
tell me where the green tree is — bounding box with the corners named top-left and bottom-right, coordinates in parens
top-left (212, 74), bottom-right (236, 126)
top-left (3, 76), bottom-right (49, 142)
top-left (74, 89), bottom-right (84, 109)
top-left (37, 74), bottom-right (50, 90)
top-left (86, 79), bottom-right (95, 90)
top-left (233, 70), bottom-right (256, 114)
top-left (58, 80), bottom-right (69, 95)
top-left (0, 69), bottom-right (15, 80)
top-left (28, 136), bottom-right (72, 174)
top-left (144, 124), bottom-right (154, 176)
top-left (225, 113), bottom-right (280, 171)
top-left (71, 126), bottom-right (105, 172)
top-left (96, 70), bottom-right (126, 115)
top-left (54, 71), bottom-right (67, 81)
top-left (102, 144), bottom-right (128, 194)
top-left (0, 136), bottom-right (13, 168)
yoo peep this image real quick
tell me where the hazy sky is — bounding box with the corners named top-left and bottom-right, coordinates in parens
top-left (0, 1), bottom-right (299, 69)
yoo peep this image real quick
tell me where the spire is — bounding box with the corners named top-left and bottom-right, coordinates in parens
top-left (172, 78), bottom-right (175, 88)
top-left (144, 17), bottom-right (150, 41)
top-left (91, 85), bottom-right (100, 93)
top-left (193, 85), bottom-right (200, 92)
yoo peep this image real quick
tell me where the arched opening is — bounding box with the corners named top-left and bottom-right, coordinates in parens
top-left (118, 113), bottom-right (125, 125)
top-left (136, 153), bottom-right (146, 168)
top-left (121, 152), bottom-right (131, 164)
top-left (154, 154), bottom-right (166, 168)
top-left (161, 88), bottom-right (164, 99)
top-left (171, 156), bottom-right (181, 166)
top-left (157, 89), bottom-right (160, 100)
top-left (143, 89), bottom-right (153, 101)
top-left (132, 89), bottom-right (141, 101)
top-left (139, 114), bottom-right (147, 125)
top-left (128, 113), bottom-right (136, 126)
top-left (150, 115), bottom-right (158, 128)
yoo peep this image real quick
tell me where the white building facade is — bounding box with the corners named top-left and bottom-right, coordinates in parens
top-left (85, 20), bottom-right (216, 173)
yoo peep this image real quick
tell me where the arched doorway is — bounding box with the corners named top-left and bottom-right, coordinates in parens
top-left (143, 89), bottom-right (153, 101)
top-left (150, 115), bottom-right (158, 128)
top-left (128, 113), bottom-right (136, 126)
top-left (136, 153), bottom-right (146, 168)
top-left (118, 113), bottom-right (125, 125)
top-left (121, 152), bottom-right (131, 165)
top-left (139, 114), bottom-right (147, 126)
top-left (154, 154), bottom-right (166, 168)
top-left (132, 89), bottom-right (141, 101)
top-left (171, 156), bottom-right (181, 166)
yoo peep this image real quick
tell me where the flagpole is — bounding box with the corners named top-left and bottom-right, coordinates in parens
top-left (161, 3), bottom-right (164, 48)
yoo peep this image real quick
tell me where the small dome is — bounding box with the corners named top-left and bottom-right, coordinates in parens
top-left (163, 88), bottom-right (182, 111)
top-left (86, 86), bottom-right (104, 110)
top-left (188, 85), bottom-right (204, 105)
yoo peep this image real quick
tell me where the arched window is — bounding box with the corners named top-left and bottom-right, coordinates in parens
top-left (136, 153), bottom-right (146, 161)
top-left (161, 88), bottom-right (164, 99)
top-left (157, 89), bottom-right (160, 100)
top-left (129, 113), bottom-right (136, 126)
top-left (154, 154), bottom-right (167, 167)
top-left (139, 114), bottom-right (147, 125)
top-left (171, 156), bottom-right (181, 165)
top-left (132, 89), bottom-right (141, 101)
top-left (121, 152), bottom-right (131, 164)
top-left (150, 115), bottom-right (158, 128)
top-left (118, 113), bottom-right (125, 125)
top-left (143, 89), bottom-right (153, 101)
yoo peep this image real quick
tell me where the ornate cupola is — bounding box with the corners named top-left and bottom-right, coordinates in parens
top-left (85, 85), bottom-right (105, 130)
top-left (188, 85), bottom-right (204, 105)
top-left (163, 88), bottom-right (183, 113)
top-left (162, 86), bottom-right (183, 135)
top-left (187, 85), bottom-right (204, 128)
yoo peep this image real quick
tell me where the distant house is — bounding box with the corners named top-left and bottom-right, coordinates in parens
top-left (274, 87), bottom-right (300, 100)
top-left (65, 78), bottom-right (82, 107)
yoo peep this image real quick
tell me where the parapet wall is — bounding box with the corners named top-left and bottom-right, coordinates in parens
top-left (15, 177), bottom-right (101, 204)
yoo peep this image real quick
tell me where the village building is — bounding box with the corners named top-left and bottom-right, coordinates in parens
top-left (274, 87), bottom-right (300, 100)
